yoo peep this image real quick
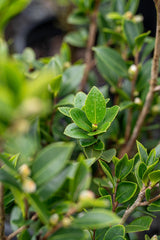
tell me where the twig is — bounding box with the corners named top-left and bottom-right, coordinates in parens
top-left (120, 185), bottom-right (146, 225)
top-left (6, 214), bottom-right (37, 240)
top-left (119, 2), bottom-right (160, 156)
top-left (139, 194), bottom-right (160, 206)
top-left (80, 0), bottom-right (100, 91)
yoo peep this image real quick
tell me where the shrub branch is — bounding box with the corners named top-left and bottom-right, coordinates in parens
top-left (120, 1), bottom-right (160, 156)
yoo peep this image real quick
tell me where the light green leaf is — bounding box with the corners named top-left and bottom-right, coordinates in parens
top-left (64, 28), bottom-right (88, 47)
top-left (148, 199), bottom-right (160, 212)
top-left (64, 123), bottom-right (92, 139)
top-left (68, 9), bottom-right (89, 25)
top-left (74, 91), bottom-right (87, 109)
top-left (58, 106), bottom-right (71, 117)
top-left (55, 94), bottom-right (74, 107)
top-left (125, 0), bottom-right (139, 14)
top-left (116, 181), bottom-right (137, 203)
top-left (70, 108), bottom-right (92, 132)
top-left (142, 160), bottom-right (158, 186)
top-left (84, 146), bottom-right (102, 160)
top-left (147, 149), bottom-right (156, 166)
top-left (155, 144), bottom-right (160, 158)
top-left (49, 75), bottom-right (62, 97)
top-left (72, 209), bottom-right (120, 229)
top-left (149, 170), bottom-right (160, 187)
top-left (115, 154), bottom-right (134, 180)
top-left (32, 142), bottom-right (74, 186)
top-left (137, 141), bottom-right (148, 164)
top-left (104, 225), bottom-right (125, 240)
top-left (125, 216), bottom-right (153, 233)
top-left (135, 162), bottom-right (147, 188)
top-left (100, 106), bottom-right (120, 125)
top-left (135, 31), bottom-right (151, 51)
top-left (85, 86), bottom-right (106, 124)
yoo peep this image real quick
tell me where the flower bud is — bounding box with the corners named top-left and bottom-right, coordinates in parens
top-left (151, 236), bottom-right (158, 240)
top-left (151, 105), bottom-right (160, 114)
top-left (133, 90), bottom-right (139, 97)
top-left (124, 11), bottom-right (133, 20)
top-left (49, 214), bottom-right (59, 226)
top-left (19, 164), bottom-right (31, 178)
top-left (22, 178), bottom-right (36, 193)
top-left (92, 123), bottom-right (98, 131)
top-left (63, 61), bottom-right (71, 69)
top-left (133, 15), bottom-right (144, 23)
top-left (134, 97), bottom-right (142, 105)
top-left (79, 190), bottom-right (95, 201)
top-left (128, 64), bottom-right (138, 79)
top-left (62, 217), bottom-right (72, 227)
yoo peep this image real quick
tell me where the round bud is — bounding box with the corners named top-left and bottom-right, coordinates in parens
top-left (49, 214), bottom-right (59, 226)
top-left (79, 190), bottom-right (95, 202)
top-left (19, 164), bottom-right (31, 178)
top-left (92, 123), bottom-right (98, 131)
top-left (133, 90), bottom-right (139, 97)
top-left (124, 11), bottom-right (133, 20)
top-left (128, 64), bottom-right (138, 79)
top-left (62, 217), bottom-right (72, 227)
top-left (151, 236), bottom-right (158, 240)
top-left (118, 138), bottom-right (125, 145)
top-left (63, 62), bottom-right (71, 69)
top-left (134, 97), bottom-right (142, 105)
top-left (133, 15), bottom-right (144, 23)
top-left (151, 105), bottom-right (160, 114)
top-left (22, 178), bottom-right (36, 193)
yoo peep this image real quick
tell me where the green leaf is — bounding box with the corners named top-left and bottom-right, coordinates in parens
top-left (149, 170), bottom-right (160, 187)
top-left (135, 31), bottom-right (151, 51)
top-left (125, 216), bottom-right (153, 233)
top-left (70, 160), bottom-right (90, 201)
top-left (32, 142), bottom-right (74, 186)
top-left (100, 106), bottom-right (120, 125)
top-left (64, 28), bottom-right (88, 47)
top-left (137, 141), bottom-right (148, 164)
top-left (115, 154), bottom-right (134, 180)
top-left (70, 108), bottom-right (92, 132)
top-left (104, 225), bottom-right (125, 240)
top-left (135, 162), bottom-right (147, 188)
top-left (147, 149), bottom-right (156, 166)
top-left (37, 167), bottom-right (71, 201)
top-left (72, 209), bottom-right (120, 229)
top-left (93, 47), bottom-right (128, 80)
top-left (120, 101), bottom-right (135, 111)
top-left (123, 19), bottom-right (139, 49)
top-left (49, 75), bottom-right (62, 97)
top-left (85, 86), bottom-right (106, 124)
top-left (0, 168), bottom-right (20, 189)
top-left (145, 188), bottom-right (151, 202)
top-left (68, 9), bottom-right (89, 25)
top-left (84, 146), bottom-right (102, 160)
top-left (93, 140), bottom-right (104, 151)
top-left (155, 144), bottom-right (160, 158)
top-left (142, 160), bottom-right (158, 186)
top-left (88, 122), bottom-right (111, 136)
top-left (116, 181), bottom-right (137, 203)
top-left (141, 37), bottom-right (155, 62)
top-left (79, 138), bottom-right (98, 147)
top-left (148, 199), bottom-right (160, 212)
top-left (101, 149), bottom-right (116, 163)
top-left (60, 42), bottom-right (71, 62)
top-left (18, 230), bottom-right (31, 240)
top-left (60, 65), bottom-right (85, 96)
top-left (55, 94), bottom-right (74, 107)
top-left (58, 106), bottom-right (71, 117)
top-left (99, 160), bottom-right (115, 187)
top-left (64, 123), bottom-right (92, 139)
top-left (48, 228), bottom-right (86, 240)
top-left (125, 0), bottom-right (139, 14)
top-left (74, 91), bottom-right (87, 109)
top-left (27, 194), bottom-right (49, 225)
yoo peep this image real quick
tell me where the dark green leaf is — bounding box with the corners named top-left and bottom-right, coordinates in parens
top-left (155, 144), bottom-right (160, 158)
top-left (48, 228), bottom-right (86, 240)
top-left (93, 140), bottom-right (104, 151)
top-left (147, 149), bottom-right (156, 166)
top-left (79, 138), bottom-right (98, 147)
top-left (70, 108), bottom-right (92, 132)
top-left (123, 19), bottom-right (139, 49)
top-left (135, 31), bottom-right (151, 51)
top-left (137, 141), bottom-right (148, 164)
top-left (149, 170), bottom-right (160, 187)
top-left (99, 160), bottom-right (115, 187)
top-left (104, 224), bottom-right (125, 240)
top-left (125, 216), bottom-right (153, 233)
top-left (101, 149), bottom-right (116, 163)
top-left (135, 162), bottom-right (147, 188)
top-left (32, 142), bottom-right (74, 186)
top-left (116, 181), bottom-right (137, 203)
top-left (0, 168), bottom-right (20, 189)
top-left (88, 122), bottom-right (111, 136)
top-left (115, 154), bottom-right (134, 180)
top-left (84, 146), bottom-right (102, 160)
top-left (64, 29), bottom-right (88, 47)
top-left (85, 86), bottom-right (106, 124)
top-left (72, 209), bottom-right (120, 229)
top-left (126, 0), bottom-right (140, 14)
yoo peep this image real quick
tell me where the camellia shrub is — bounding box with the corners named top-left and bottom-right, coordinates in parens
top-left (0, 0), bottom-right (160, 240)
